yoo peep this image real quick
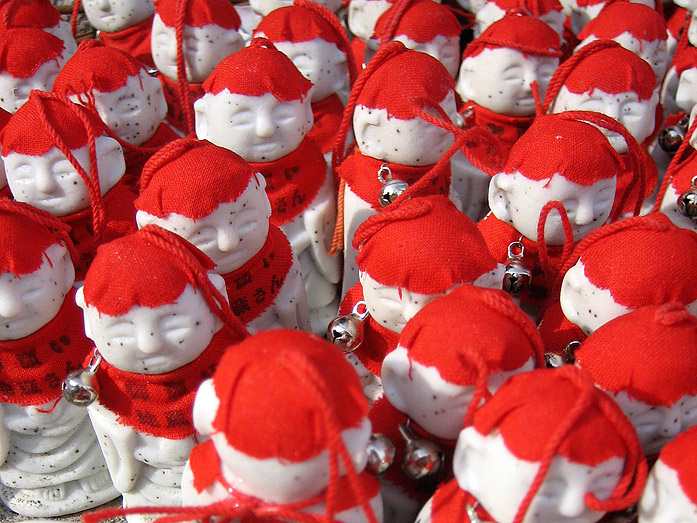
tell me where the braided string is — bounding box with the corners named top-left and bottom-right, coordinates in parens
top-left (174, 0), bottom-right (195, 136)
top-left (457, 343), bottom-right (493, 429)
top-left (536, 200), bottom-right (574, 288)
top-left (139, 137), bottom-right (200, 192)
top-left (70, 0), bottom-right (80, 38)
top-left (377, 0), bottom-right (416, 47)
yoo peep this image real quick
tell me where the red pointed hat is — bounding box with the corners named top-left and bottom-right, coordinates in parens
top-left (398, 285), bottom-right (544, 386)
top-left (203, 38), bottom-right (312, 101)
top-left (353, 195), bottom-right (498, 294)
top-left (155, 0), bottom-right (241, 29)
top-left (570, 213), bottom-right (697, 309)
top-left (135, 138), bottom-right (258, 220)
top-left (372, 0), bottom-right (461, 43)
top-left (658, 426), bottom-right (697, 506)
top-left (211, 329), bottom-right (368, 462)
top-left (576, 302), bottom-right (697, 407)
top-left (0, 0), bottom-right (61, 29)
top-left (0, 92), bottom-right (106, 156)
top-left (462, 12), bottom-right (561, 60)
top-left (0, 199), bottom-right (76, 276)
top-left (577, 2), bottom-right (667, 43)
top-left (0, 26), bottom-right (64, 78)
top-left (53, 40), bottom-right (144, 97)
top-left (355, 47), bottom-right (454, 119)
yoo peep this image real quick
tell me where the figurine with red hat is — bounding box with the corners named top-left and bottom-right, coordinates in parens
top-left (76, 0), bottom-right (156, 69)
top-left (0, 200), bottom-right (118, 517)
top-left (74, 225), bottom-right (248, 518)
top-left (347, 0), bottom-right (395, 67)
top-left (0, 92), bottom-right (135, 280)
top-left (0, 0), bottom-right (77, 57)
top-left (135, 138), bottom-right (310, 333)
top-left (418, 366), bottom-right (647, 523)
top-left (474, 0), bottom-right (565, 41)
top-left (639, 426), bottom-right (697, 522)
top-left (371, 285), bottom-right (543, 521)
top-left (195, 38), bottom-right (339, 334)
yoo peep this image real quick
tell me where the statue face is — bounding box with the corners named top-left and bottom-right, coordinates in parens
top-left (675, 68), bottom-right (697, 114)
top-left (559, 259), bottom-right (630, 336)
top-left (195, 91), bottom-right (313, 163)
top-left (453, 428), bottom-right (625, 523)
top-left (347, 0), bottom-right (393, 41)
top-left (4, 136), bottom-right (125, 217)
top-left (381, 346), bottom-right (534, 439)
top-left (394, 34), bottom-right (461, 78)
top-left (0, 243), bottom-right (74, 340)
top-left (84, 70), bottom-right (167, 146)
top-left (639, 457), bottom-right (697, 522)
top-left (489, 171), bottom-right (617, 245)
top-left (45, 20), bottom-right (78, 56)
top-left (0, 57), bottom-right (67, 114)
top-left (457, 47), bottom-right (559, 116)
top-left (558, 0), bottom-right (606, 35)
top-left (151, 15), bottom-right (244, 84)
top-left (82, 0), bottom-right (155, 33)
top-left (353, 90), bottom-right (457, 165)
top-left (136, 174), bottom-right (272, 275)
top-left (79, 283), bottom-right (221, 375)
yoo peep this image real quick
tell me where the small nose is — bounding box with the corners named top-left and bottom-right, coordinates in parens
top-left (98, 0), bottom-right (111, 11)
top-left (168, 39), bottom-right (179, 62)
top-left (574, 200), bottom-right (594, 226)
top-left (137, 326), bottom-right (164, 354)
top-left (401, 292), bottom-right (425, 324)
top-left (557, 486), bottom-right (586, 518)
top-left (217, 229), bottom-right (240, 252)
top-left (604, 103), bottom-right (621, 120)
top-left (0, 285), bottom-right (21, 319)
top-left (565, 266), bottom-right (586, 293)
top-left (35, 169), bottom-right (58, 194)
top-left (255, 111), bottom-right (275, 138)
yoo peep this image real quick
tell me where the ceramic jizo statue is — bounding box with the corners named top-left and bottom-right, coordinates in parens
top-left (474, 0), bottom-right (565, 40)
top-left (180, 329), bottom-right (382, 522)
top-left (417, 366), bottom-right (647, 523)
top-left (195, 39), bottom-right (339, 334)
top-left (575, 302), bottom-right (697, 458)
top-left (0, 0), bottom-right (78, 57)
top-left (135, 138), bottom-right (310, 333)
top-left (0, 92), bottom-right (135, 280)
top-left (0, 201), bottom-right (118, 517)
top-left (76, 225), bottom-right (248, 519)
top-left (639, 426), bottom-right (697, 522)
top-left (77, 0), bottom-right (156, 68)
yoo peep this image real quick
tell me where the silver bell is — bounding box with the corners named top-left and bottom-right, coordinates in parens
top-left (62, 352), bottom-right (101, 407)
top-left (399, 423), bottom-right (444, 481)
top-left (365, 433), bottom-right (396, 475)
top-left (544, 340), bottom-right (579, 368)
top-left (658, 115), bottom-right (688, 154)
top-left (502, 240), bottom-right (532, 295)
top-left (327, 301), bottom-right (369, 353)
top-left (377, 163), bottom-right (408, 207)
top-left (678, 176), bottom-right (697, 220)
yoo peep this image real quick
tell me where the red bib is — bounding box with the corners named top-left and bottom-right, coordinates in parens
top-left (93, 328), bottom-right (237, 439)
top-left (160, 74), bottom-right (205, 134)
top-left (222, 225), bottom-right (293, 324)
top-left (248, 137), bottom-right (326, 226)
top-left (98, 16), bottom-right (156, 69)
top-left (308, 94), bottom-right (343, 154)
top-left (461, 101), bottom-right (533, 158)
top-left (0, 288), bottom-right (91, 407)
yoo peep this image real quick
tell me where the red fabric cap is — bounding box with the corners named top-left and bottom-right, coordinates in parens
top-left (576, 302), bottom-right (697, 407)
top-left (82, 227), bottom-right (216, 316)
top-left (211, 329), bottom-right (368, 461)
top-left (398, 285), bottom-right (543, 385)
top-left (659, 426), bottom-right (697, 506)
top-left (0, 0), bottom-right (61, 29)
top-left (462, 12), bottom-right (561, 60)
top-left (155, 0), bottom-right (241, 29)
top-left (670, 45), bottom-right (697, 76)
top-left (578, 213), bottom-right (697, 308)
top-left (577, 2), bottom-right (667, 43)
top-left (53, 40), bottom-right (144, 96)
top-left (354, 195), bottom-right (497, 294)
top-left (474, 366), bottom-right (631, 465)
top-left (253, 5), bottom-right (343, 47)
top-left (373, 1), bottom-right (461, 43)
top-left (356, 48), bottom-right (454, 119)
top-left (0, 27), bottom-right (64, 78)
top-left (505, 113), bottom-right (621, 184)
top-left (203, 38), bottom-right (311, 101)
top-left (561, 45), bottom-right (656, 101)
top-left (135, 138), bottom-right (257, 220)
top-left (487, 0), bottom-right (561, 16)
top-left (0, 92), bottom-right (106, 156)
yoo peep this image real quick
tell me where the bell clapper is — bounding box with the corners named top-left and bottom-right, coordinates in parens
top-left (377, 163), bottom-right (408, 207)
top-left (502, 239), bottom-right (532, 295)
top-left (327, 300), bottom-right (370, 353)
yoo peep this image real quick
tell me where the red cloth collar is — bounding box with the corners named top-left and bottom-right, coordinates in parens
top-left (248, 137), bottom-right (326, 226)
top-left (160, 74), bottom-right (205, 134)
top-left (63, 179), bottom-right (138, 280)
top-left (339, 282), bottom-right (400, 376)
top-left (98, 16), bottom-right (156, 69)
top-left (461, 101), bottom-right (534, 155)
top-left (0, 288), bottom-right (91, 406)
top-left (431, 480), bottom-right (496, 523)
top-left (93, 327), bottom-right (235, 439)
top-left (123, 123), bottom-right (179, 192)
top-left (308, 94), bottom-right (344, 154)
top-left (338, 151), bottom-right (450, 211)
top-left (221, 225), bottom-right (293, 324)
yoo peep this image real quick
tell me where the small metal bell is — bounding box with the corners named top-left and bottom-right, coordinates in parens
top-left (327, 301), bottom-right (369, 353)
top-left (399, 423), bottom-right (444, 481)
top-left (62, 351), bottom-right (101, 407)
top-left (677, 175), bottom-right (697, 220)
top-left (502, 240), bottom-right (532, 295)
top-left (465, 502), bottom-right (494, 523)
top-left (377, 164), bottom-right (408, 207)
top-left (365, 433), bottom-right (396, 475)
top-left (658, 115), bottom-right (688, 154)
